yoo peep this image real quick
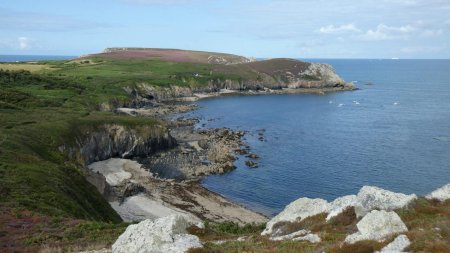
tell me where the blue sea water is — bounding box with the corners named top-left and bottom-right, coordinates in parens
top-left (183, 59), bottom-right (450, 217)
top-left (0, 55), bottom-right (76, 62)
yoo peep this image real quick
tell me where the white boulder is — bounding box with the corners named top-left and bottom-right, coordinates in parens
top-left (345, 210), bottom-right (408, 244)
top-left (426, 183), bottom-right (450, 202)
top-left (355, 186), bottom-right (417, 217)
top-left (270, 229), bottom-right (309, 241)
top-left (376, 234), bottom-right (411, 253)
top-left (326, 195), bottom-right (357, 221)
top-left (112, 214), bottom-right (202, 253)
top-left (261, 198), bottom-right (330, 236)
top-left (292, 233), bottom-right (322, 243)
top-left (270, 230), bottom-right (321, 243)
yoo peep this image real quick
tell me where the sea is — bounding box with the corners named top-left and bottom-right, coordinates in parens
top-left (182, 59), bottom-right (450, 217)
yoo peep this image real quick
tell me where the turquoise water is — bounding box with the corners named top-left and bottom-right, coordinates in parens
top-left (184, 59), bottom-right (450, 217)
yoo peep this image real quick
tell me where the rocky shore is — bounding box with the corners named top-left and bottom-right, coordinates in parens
top-left (84, 99), bottom-right (269, 225)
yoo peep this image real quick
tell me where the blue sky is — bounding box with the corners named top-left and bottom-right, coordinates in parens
top-left (1, 0), bottom-right (449, 58)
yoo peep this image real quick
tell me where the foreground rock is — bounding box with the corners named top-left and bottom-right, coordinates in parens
top-left (261, 198), bottom-right (329, 236)
top-left (112, 214), bottom-right (202, 253)
top-left (326, 195), bottom-right (357, 221)
top-left (426, 183), bottom-right (450, 201)
top-left (345, 210), bottom-right (408, 244)
top-left (376, 234), bottom-right (411, 253)
top-left (270, 230), bottom-right (321, 243)
top-left (354, 186), bottom-right (417, 217)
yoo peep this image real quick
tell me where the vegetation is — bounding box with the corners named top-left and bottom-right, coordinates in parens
top-left (187, 200), bottom-right (450, 253)
top-left (1, 53), bottom-right (444, 252)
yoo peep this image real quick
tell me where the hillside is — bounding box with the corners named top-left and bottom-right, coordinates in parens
top-left (0, 49), bottom-right (355, 252)
top-left (92, 48), bottom-right (254, 65)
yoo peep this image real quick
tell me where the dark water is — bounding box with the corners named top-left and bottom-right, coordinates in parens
top-left (184, 59), bottom-right (450, 217)
top-left (0, 55), bottom-right (76, 62)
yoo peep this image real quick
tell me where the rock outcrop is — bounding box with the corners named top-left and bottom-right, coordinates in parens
top-left (345, 210), bottom-right (408, 244)
top-left (376, 234), bottom-right (411, 253)
top-left (112, 214), bottom-right (202, 253)
top-left (354, 186), bottom-right (417, 217)
top-left (426, 183), bottom-right (450, 201)
top-left (326, 195), bottom-right (357, 221)
top-left (261, 198), bottom-right (329, 236)
top-left (262, 185), bottom-right (417, 242)
top-left (74, 124), bottom-right (176, 165)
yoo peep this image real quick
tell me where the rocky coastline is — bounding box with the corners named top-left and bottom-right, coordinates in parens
top-left (83, 75), bottom-right (356, 226)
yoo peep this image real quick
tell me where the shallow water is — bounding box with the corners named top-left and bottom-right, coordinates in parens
top-left (183, 59), bottom-right (450, 217)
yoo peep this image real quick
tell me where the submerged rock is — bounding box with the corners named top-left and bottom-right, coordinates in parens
top-left (354, 186), bottom-right (417, 217)
top-left (345, 210), bottom-right (408, 244)
top-left (261, 198), bottom-right (329, 236)
top-left (112, 214), bottom-right (202, 253)
top-left (245, 160), bottom-right (258, 168)
top-left (376, 234), bottom-right (411, 253)
top-left (426, 183), bottom-right (450, 201)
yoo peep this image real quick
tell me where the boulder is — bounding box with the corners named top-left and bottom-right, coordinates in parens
top-left (345, 210), bottom-right (408, 244)
top-left (270, 230), bottom-right (321, 243)
top-left (292, 233), bottom-right (321, 243)
top-left (261, 198), bottom-right (329, 236)
top-left (376, 234), bottom-right (411, 253)
top-left (270, 229), bottom-right (309, 241)
top-left (355, 186), bottom-right (417, 217)
top-left (426, 183), bottom-right (450, 202)
top-left (326, 195), bottom-right (357, 221)
top-left (112, 214), bottom-right (202, 253)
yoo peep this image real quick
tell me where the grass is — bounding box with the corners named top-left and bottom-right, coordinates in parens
top-left (0, 63), bottom-right (52, 72)
top-left (188, 202), bottom-right (449, 253)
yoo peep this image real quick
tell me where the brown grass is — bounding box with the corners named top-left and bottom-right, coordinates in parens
top-left (330, 240), bottom-right (385, 253)
top-left (397, 198), bottom-right (450, 253)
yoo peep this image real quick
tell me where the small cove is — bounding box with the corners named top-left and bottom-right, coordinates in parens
top-left (182, 59), bottom-right (450, 217)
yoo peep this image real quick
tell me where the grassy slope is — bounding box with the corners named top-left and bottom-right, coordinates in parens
top-left (0, 68), bottom-right (164, 251)
top-left (0, 54), bottom-right (265, 251)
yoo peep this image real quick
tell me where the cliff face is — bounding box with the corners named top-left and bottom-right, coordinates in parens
top-left (125, 61), bottom-right (352, 102)
top-left (72, 124), bottom-right (177, 165)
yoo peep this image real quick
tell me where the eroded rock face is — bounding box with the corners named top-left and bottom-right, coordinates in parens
top-left (326, 195), bottom-right (357, 221)
top-left (261, 198), bottom-right (330, 236)
top-left (345, 210), bottom-right (408, 244)
top-left (112, 214), bottom-right (202, 253)
top-left (376, 234), bottom-right (411, 253)
top-left (76, 124), bottom-right (176, 165)
top-left (426, 183), bottom-right (450, 201)
top-left (354, 186), bottom-right (417, 217)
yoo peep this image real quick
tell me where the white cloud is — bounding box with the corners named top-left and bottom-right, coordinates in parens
top-left (318, 24), bottom-right (360, 34)
top-left (0, 8), bottom-right (109, 32)
top-left (420, 29), bottom-right (443, 37)
top-left (18, 37), bottom-right (31, 49)
top-left (400, 44), bottom-right (446, 54)
top-left (360, 23), bottom-right (417, 41)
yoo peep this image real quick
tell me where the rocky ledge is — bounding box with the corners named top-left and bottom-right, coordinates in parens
top-left (85, 183), bottom-right (449, 253)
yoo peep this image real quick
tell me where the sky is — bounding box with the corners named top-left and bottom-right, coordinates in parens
top-left (0, 0), bottom-right (449, 59)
